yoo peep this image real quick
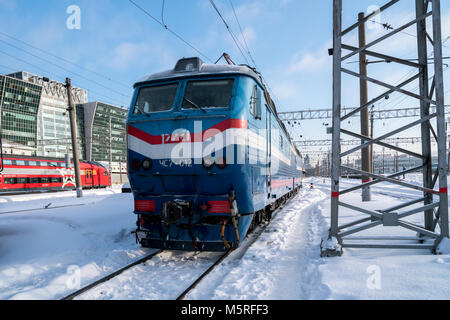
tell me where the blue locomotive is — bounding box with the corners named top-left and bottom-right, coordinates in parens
top-left (127, 57), bottom-right (304, 251)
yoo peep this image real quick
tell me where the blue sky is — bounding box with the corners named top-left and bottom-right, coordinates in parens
top-left (0, 0), bottom-right (449, 161)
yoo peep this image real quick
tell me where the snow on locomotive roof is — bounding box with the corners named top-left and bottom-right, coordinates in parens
top-left (134, 57), bottom-right (264, 88)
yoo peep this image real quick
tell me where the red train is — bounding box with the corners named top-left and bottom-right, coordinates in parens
top-left (0, 154), bottom-right (111, 192)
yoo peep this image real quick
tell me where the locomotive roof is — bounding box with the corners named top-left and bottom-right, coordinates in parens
top-left (134, 58), bottom-right (265, 89)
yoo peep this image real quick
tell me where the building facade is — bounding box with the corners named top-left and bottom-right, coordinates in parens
top-left (0, 74), bottom-right (42, 156)
top-left (80, 101), bottom-right (127, 167)
top-left (1, 71), bottom-right (128, 183)
top-left (7, 71), bottom-right (88, 159)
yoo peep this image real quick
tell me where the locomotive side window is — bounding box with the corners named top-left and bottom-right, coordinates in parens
top-left (250, 85), bottom-right (262, 119)
top-left (29, 177), bottom-right (39, 184)
top-left (133, 83), bottom-right (178, 114)
top-left (182, 79), bottom-right (234, 110)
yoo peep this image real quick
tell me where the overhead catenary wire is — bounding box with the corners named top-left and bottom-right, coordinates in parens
top-left (161, 0), bottom-right (166, 28)
top-left (356, 17), bottom-right (450, 113)
top-left (0, 30), bottom-right (131, 89)
top-left (226, 0), bottom-right (280, 107)
top-left (0, 38), bottom-right (131, 100)
top-left (229, 0), bottom-right (258, 69)
top-left (208, 0), bottom-right (250, 66)
top-left (211, 0), bottom-right (281, 107)
top-left (127, 0), bottom-right (213, 63)
top-left (0, 49), bottom-right (128, 107)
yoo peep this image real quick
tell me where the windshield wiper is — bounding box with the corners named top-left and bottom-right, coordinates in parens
top-left (183, 97), bottom-right (206, 113)
top-left (134, 104), bottom-right (150, 117)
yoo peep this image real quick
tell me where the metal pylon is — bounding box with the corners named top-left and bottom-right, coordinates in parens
top-left (324, 0), bottom-right (449, 256)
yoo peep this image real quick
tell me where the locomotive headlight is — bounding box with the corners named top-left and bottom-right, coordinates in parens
top-left (202, 156), bottom-right (215, 169)
top-left (142, 158), bottom-right (152, 170)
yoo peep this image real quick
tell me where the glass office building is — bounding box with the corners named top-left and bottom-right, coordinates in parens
top-left (7, 71), bottom-right (88, 159)
top-left (81, 102), bottom-right (127, 165)
top-left (0, 74), bottom-right (42, 155)
top-left (2, 72), bottom-right (127, 175)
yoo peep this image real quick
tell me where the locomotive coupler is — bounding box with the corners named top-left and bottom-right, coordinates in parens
top-left (162, 200), bottom-right (192, 225)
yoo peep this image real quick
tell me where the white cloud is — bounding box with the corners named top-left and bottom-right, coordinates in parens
top-left (109, 42), bottom-right (175, 71)
top-left (287, 41), bottom-right (332, 74)
top-left (110, 42), bottom-right (150, 70)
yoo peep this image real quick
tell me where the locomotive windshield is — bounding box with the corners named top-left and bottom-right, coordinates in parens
top-left (182, 79), bottom-right (234, 110)
top-left (133, 83), bottom-right (178, 114)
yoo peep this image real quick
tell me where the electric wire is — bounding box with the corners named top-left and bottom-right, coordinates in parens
top-left (221, 0), bottom-right (280, 106)
top-left (208, 0), bottom-right (250, 66)
top-left (229, 0), bottom-right (257, 69)
top-left (362, 18), bottom-right (450, 113)
top-left (0, 38), bottom-right (131, 100)
top-left (226, 0), bottom-right (280, 106)
top-left (127, 0), bottom-right (213, 63)
top-left (0, 30), bottom-right (130, 89)
top-left (0, 49), bottom-right (128, 107)
top-left (161, 0), bottom-right (166, 27)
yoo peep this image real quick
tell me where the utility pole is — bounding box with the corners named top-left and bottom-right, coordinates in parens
top-left (395, 152), bottom-right (399, 174)
top-left (327, 151), bottom-right (331, 177)
top-left (359, 12), bottom-right (371, 201)
top-left (119, 160), bottom-right (123, 184)
top-left (66, 78), bottom-right (83, 198)
top-left (109, 116), bottom-right (112, 178)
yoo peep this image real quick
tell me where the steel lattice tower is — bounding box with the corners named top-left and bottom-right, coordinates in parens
top-left (324, 0), bottom-right (449, 256)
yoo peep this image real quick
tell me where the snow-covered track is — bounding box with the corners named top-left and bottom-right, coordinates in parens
top-left (0, 203), bottom-right (86, 215)
top-left (0, 189), bottom-right (72, 197)
top-left (177, 193), bottom-right (299, 300)
top-left (61, 249), bottom-right (164, 300)
top-left (176, 250), bottom-right (232, 300)
top-left (61, 192), bottom-right (299, 300)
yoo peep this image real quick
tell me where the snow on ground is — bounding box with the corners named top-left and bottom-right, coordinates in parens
top-left (0, 175), bottom-right (449, 300)
top-left (313, 176), bottom-right (450, 300)
top-left (0, 187), bottom-right (154, 300)
top-left (186, 188), bottom-right (330, 300)
top-left (186, 175), bottom-right (450, 300)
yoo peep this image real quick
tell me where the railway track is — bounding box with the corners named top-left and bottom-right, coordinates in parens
top-left (0, 189), bottom-right (73, 197)
top-left (60, 191), bottom-right (299, 300)
top-left (0, 203), bottom-right (87, 215)
top-left (61, 249), bottom-right (164, 300)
